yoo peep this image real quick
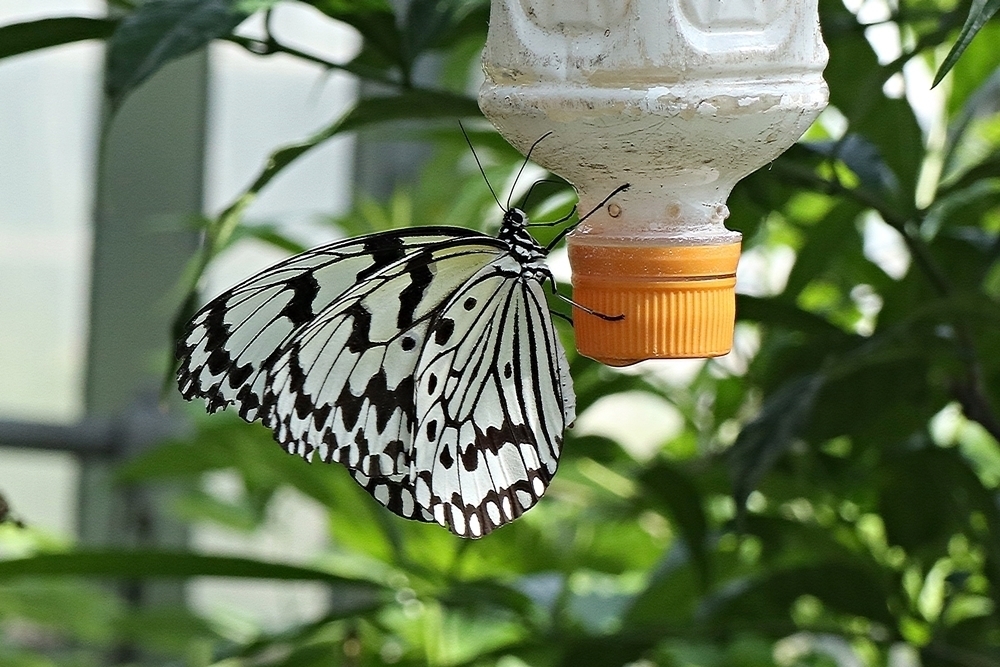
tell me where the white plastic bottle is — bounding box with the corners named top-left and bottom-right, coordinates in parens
top-left (479, 0), bottom-right (829, 365)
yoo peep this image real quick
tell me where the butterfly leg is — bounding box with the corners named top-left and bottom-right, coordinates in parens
top-left (527, 203), bottom-right (578, 228)
top-left (556, 293), bottom-right (624, 321)
top-left (550, 309), bottom-right (574, 325)
top-left (538, 270), bottom-right (624, 322)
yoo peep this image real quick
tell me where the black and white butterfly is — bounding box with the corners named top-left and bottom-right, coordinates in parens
top-left (177, 137), bottom-right (628, 538)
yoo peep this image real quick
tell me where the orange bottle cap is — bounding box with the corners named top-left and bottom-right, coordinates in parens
top-left (568, 241), bottom-right (742, 366)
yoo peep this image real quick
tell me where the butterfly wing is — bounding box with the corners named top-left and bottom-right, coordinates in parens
top-left (349, 468), bottom-right (434, 523)
top-left (178, 227), bottom-right (573, 535)
top-left (410, 258), bottom-right (575, 538)
top-left (260, 238), bottom-right (508, 479)
top-left (177, 228), bottom-right (488, 422)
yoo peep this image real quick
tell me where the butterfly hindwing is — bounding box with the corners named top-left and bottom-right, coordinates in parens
top-left (410, 258), bottom-right (574, 538)
top-left (350, 469), bottom-right (434, 523)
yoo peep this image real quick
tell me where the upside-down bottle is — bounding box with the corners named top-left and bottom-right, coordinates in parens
top-left (479, 0), bottom-right (829, 365)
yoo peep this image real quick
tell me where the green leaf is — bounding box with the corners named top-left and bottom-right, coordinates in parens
top-left (704, 562), bottom-right (893, 628)
top-left (440, 580), bottom-right (538, 617)
top-left (638, 463), bottom-right (710, 588)
top-left (934, 0), bottom-right (1000, 87)
top-left (879, 447), bottom-right (1000, 589)
top-left (783, 200), bottom-right (865, 298)
top-left (737, 295), bottom-right (857, 342)
top-left (557, 637), bottom-right (654, 667)
top-left (271, 641), bottom-right (344, 667)
top-left (0, 17), bottom-right (117, 60)
top-left (310, 0), bottom-right (403, 72)
top-left (402, 0), bottom-right (487, 62)
top-left (214, 89), bottom-right (479, 243)
top-left (804, 136), bottom-right (900, 203)
top-left (943, 22), bottom-right (1000, 118)
top-left (117, 606), bottom-right (219, 654)
top-left (0, 551), bottom-right (387, 591)
top-left (623, 542), bottom-right (703, 627)
top-left (727, 374), bottom-right (826, 509)
top-left (106, 0), bottom-right (271, 108)
top-left (0, 579), bottom-right (121, 644)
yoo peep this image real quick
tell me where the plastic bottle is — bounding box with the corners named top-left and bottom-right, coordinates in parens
top-left (479, 0), bottom-right (829, 365)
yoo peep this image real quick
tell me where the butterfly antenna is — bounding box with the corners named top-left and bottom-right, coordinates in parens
top-left (545, 182), bottom-right (630, 252)
top-left (459, 121), bottom-right (504, 212)
top-left (507, 131), bottom-right (553, 210)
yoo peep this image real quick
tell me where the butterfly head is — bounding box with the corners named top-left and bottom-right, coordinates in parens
top-left (498, 207), bottom-right (547, 263)
top-left (503, 208), bottom-right (527, 229)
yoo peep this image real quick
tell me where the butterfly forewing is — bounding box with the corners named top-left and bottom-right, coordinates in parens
top-left (178, 229), bottom-right (488, 421)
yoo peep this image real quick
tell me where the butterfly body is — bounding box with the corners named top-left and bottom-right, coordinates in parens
top-left (178, 207), bottom-right (575, 538)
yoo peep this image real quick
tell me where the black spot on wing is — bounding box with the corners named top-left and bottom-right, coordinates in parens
top-left (197, 306), bottom-right (235, 375)
top-left (344, 303), bottom-right (372, 353)
top-left (433, 318), bottom-right (455, 345)
top-left (350, 470), bottom-right (433, 523)
top-left (362, 369), bottom-right (415, 433)
top-left (279, 272), bottom-right (320, 326)
top-left (235, 385), bottom-right (260, 418)
top-left (282, 351), bottom-right (316, 420)
top-left (312, 403), bottom-right (331, 430)
top-left (460, 445), bottom-right (479, 472)
top-left (322, 431), bottom-right (338, 462)
top-left (474, 421), bottom-right (535, 455)
top-left (439, 446), bottom-right (454, 469)
top-left (354, 429), bottom-right (370, 460)
top-left (337, 382), bottom-right (364, 432)
top-left (227, 361), bottom-right (253, 388)
top-left (384, 439), bottom-right (406, 465)
top-left (397, 258), bottom-right (433, 329)
top-left (356, 236), bottom-right (405, 281)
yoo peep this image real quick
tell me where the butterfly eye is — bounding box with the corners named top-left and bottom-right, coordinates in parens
top-left (507, 209), bottom-right (524, 225)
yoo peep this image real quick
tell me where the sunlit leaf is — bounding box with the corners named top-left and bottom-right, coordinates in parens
top-left (934, 0), bottom-right (1000, 87)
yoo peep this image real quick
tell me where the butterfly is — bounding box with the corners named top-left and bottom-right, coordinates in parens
top-left (176, 134), bottom-right (629, 538)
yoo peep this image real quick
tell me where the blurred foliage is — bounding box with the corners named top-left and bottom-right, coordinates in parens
top-left (2, 0), bottom-right (1000, 666)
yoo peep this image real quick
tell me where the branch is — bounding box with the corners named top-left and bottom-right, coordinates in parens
top-left (221, 34), bottom-right (401, 88)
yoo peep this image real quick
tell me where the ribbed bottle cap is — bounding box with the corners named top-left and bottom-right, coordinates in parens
top-left (568, 241), bottom-right (742, 366)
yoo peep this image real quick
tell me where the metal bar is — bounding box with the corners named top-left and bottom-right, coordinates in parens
top-left (0, 418), bottom-right (115, 456)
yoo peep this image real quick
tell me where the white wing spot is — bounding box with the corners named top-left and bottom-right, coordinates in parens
top-left (486, 501), bottom-right (501, 525)
top-left (451, 504), bottom-right (466, 535)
